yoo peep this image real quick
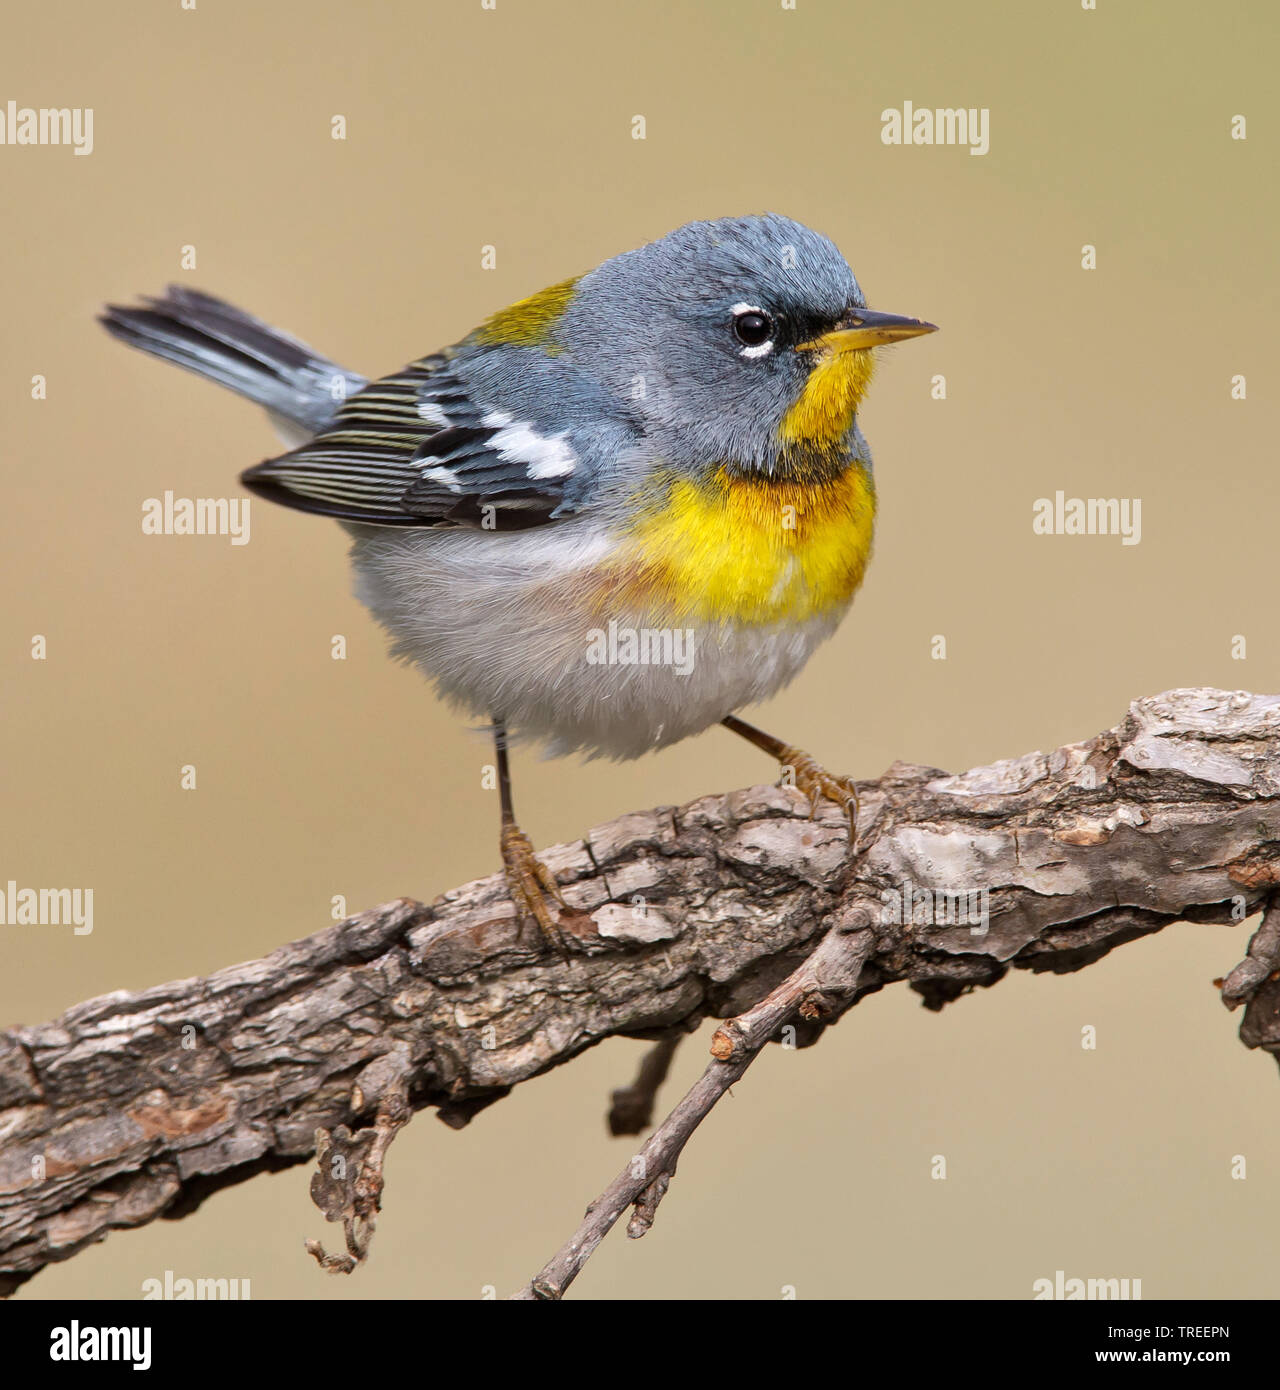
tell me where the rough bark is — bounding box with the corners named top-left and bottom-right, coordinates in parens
top-left (2, 687), bottom-right (1279, 1296)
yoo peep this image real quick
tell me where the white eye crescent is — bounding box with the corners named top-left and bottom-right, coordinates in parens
top-left (731, 302), bottom-right (774, 358)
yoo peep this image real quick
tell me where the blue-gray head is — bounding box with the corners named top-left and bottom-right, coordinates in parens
top-left (557, 213), bottom-right (936, 474)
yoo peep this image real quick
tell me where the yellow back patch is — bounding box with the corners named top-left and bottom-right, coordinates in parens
top-left (610, 464), bottom-right (876, 625)
top-left (474, 276), bottom-right (579, 350)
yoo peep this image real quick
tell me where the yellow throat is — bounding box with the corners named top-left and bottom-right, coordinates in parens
top-left (780, 339), bottom-right (877, 447)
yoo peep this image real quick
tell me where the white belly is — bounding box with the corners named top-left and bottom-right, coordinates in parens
top-left (345, 520), bottom-right (848, 761)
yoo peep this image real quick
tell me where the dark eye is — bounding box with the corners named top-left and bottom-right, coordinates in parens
top-left (733, 309), bottom-right (773, 348)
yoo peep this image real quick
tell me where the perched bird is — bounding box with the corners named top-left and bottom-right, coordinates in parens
top-left (101, 214), bottom-right (935, 947)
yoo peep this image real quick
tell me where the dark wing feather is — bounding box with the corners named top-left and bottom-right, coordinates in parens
top-left (241, 354), bottom-right (575, 529)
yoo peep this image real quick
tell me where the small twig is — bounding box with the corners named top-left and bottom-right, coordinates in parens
top-left (305, 1045), bottom-right (412, 1274)
top-left (512, 914), bottom-right (876, 1300)
top-left (608, 1032), bottom-right (685, 1136)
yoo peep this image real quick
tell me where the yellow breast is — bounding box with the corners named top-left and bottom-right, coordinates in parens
top-left (607, 464), bottom-right (876, 626)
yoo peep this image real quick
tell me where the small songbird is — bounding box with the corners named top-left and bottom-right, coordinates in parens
top-left (102, 214), bottom-right (935, 947)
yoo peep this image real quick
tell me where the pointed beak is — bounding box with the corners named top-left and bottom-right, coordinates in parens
top-left (795, 307), bottom-right (938, 354)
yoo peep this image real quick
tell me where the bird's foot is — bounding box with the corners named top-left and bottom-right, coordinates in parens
top-left (776, 745), bottom-right (860, 845)
top-left (500, 821), bottom-right (571, 956)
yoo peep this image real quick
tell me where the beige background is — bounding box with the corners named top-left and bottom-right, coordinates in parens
top-left (3, 0), bottom-right (1278, 1299)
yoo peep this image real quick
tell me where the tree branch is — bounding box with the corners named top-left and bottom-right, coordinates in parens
top-left (2, 687), bottom-right (1278, 1296)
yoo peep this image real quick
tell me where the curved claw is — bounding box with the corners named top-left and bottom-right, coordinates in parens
top-left (500, 822), bottom-right (571, 957)
top-left (778, 748), bottom-right (860, 849)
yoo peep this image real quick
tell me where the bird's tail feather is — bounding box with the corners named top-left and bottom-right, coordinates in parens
top-left (99, 285), bottom-right (366, 435)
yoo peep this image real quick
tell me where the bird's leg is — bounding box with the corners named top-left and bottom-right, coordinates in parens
top-left (721, 714), bottom-right (860, 844)
top-left (492, 718), bottom-right (570, 954)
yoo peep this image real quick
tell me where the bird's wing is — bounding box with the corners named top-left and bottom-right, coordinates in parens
top-left (240, 350), bottom-right (625, 529)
